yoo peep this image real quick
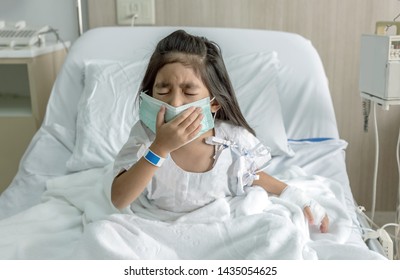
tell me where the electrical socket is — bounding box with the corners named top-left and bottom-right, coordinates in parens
top-left (116, 0), bottom-right (155, 26)
top-left (377, 228), bottom-right (393, 260)
top-left (363, 228), bottom-right (394, 260)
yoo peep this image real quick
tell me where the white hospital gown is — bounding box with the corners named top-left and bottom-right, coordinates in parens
top-left (113, 120), bottom-right (271, 213)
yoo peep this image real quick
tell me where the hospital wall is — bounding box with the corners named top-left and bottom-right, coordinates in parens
top-left (86, 0), bottom-right (400, 212)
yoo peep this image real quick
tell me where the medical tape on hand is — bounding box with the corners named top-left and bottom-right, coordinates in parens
top-left (280, 185), bottom-right (326, 226)
top-left (279, 185), bottom-right (311, 209)
top-left (309, 199), bottom-right (326, 226)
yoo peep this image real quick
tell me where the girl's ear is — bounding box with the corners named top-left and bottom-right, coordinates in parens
top-left (210, 99), bottom-right (221, 113)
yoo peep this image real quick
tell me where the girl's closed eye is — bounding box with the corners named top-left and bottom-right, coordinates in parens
top-left (154, 82), bottom-right (170, 95)
top-left (155, 87), bottom-right (170, 95)
top-left (184, 92), bottom-right (198, 96)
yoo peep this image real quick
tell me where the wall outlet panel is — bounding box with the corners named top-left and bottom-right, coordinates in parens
top-left (116, 0), bottom-right (155, 25)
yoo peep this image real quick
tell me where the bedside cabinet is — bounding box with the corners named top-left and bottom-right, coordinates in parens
top-left (0, 43), bottom-right (68, 193)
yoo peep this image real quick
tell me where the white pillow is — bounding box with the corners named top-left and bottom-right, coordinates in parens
top-left (225, 52), bottom-right (294, 156)
top-left (66, 60), bottom-right (145, 171)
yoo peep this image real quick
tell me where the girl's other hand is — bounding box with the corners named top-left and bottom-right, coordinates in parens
top-left (304, 206), bottom-right (329, 233)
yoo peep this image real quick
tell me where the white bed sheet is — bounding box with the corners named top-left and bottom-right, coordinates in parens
top-left (0, 140), bottom-right (383, 260)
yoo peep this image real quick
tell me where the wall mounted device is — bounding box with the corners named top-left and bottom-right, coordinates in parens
top-left (359, 34), bottom-right (400, 110)
top-left (359, 21), bottom-right (400, 110)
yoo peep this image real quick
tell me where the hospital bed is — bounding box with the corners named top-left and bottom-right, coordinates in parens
top-left (0, 27), bottom-right (386, 259)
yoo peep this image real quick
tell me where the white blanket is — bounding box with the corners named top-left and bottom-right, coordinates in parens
top-left (0, 163), bottom-right (385, 260)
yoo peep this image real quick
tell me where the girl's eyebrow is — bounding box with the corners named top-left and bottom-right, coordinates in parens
top-left (154, 82), bottom-right (201, 89)
top-left (181, 82), bottom-right (200, 89)
top-left (154, 82), bottom-right (170, 88)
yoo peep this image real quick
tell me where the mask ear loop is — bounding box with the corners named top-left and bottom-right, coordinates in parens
top-left (210, 96), bottom-right (219, 121)
top-left (213, 111), bottom-right (218, 121)
top-left (139, 90), bottom-right (148, 103)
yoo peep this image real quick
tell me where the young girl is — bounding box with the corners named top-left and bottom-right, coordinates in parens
top-left (111, 29), bottom-right (329, 233)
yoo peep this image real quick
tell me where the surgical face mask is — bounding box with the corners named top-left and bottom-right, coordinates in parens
top-left (139, 92), bottom-right (215, 137)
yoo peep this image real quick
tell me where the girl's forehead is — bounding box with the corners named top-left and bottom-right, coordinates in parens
top-left (156, 63), bottom-right (203, 83)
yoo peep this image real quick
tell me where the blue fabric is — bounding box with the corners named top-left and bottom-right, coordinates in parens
top-left (288, 137), bottom-right (334, 143)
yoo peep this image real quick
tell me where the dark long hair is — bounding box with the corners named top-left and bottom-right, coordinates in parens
top-left (139, 30), bottom-right (255, 135)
